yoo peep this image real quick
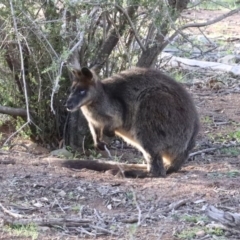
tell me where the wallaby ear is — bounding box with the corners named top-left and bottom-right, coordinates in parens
top-left (71, 69), bottom-right (81, 79)
top-left (81, 67), bottom-right (93, 80)
top-left (71, 67), bottom-right (94, 84)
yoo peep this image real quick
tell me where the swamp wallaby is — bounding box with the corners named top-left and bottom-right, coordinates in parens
top-left (66, 67), bottom-right (199, 177)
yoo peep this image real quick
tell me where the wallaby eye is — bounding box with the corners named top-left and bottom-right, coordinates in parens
top-left (79, 89), bottom-right (86, 95)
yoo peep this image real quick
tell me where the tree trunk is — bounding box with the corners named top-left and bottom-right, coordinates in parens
top-left (137, 44), bottom-right (164, 68)
top-left (137, 0), bottom-right (190, 68)
top-left (65, 110), bottom-right (92, 151)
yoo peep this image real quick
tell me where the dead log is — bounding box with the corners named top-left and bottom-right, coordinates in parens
top-left (206, 205), bottom-right (240, 228)
top-left (161, 52), bottom-right (240, 76)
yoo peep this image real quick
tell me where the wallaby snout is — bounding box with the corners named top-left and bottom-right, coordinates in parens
top-left (65, 90), bottom-right (87, 111)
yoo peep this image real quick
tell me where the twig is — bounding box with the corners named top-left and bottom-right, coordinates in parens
top-left (89, 224), bottom-right (118, 236)
top-left (162, 7), bottom-right (240, 49)
top-left (104, 145), bottom-right (112, 158)
top-left (189, 147), bottom-right (217, 157)
top-left (0, 203), bottom-right (23, 219)
top-left (115, 4), bottom-right (146, 52)
top-left (62, 112), bottom-right (70, 148)
top-left (5, 0), bottom-right (36, 145)
top-left (82, 135), bottom-right (86, 155)
top-left (121, 218), bottom-right (138, 224)
top-left (9, 0), bottom-right (31, 122)
top-left (3, 122), bottom-right (29, 146)
top-left (53, 198), bottom-right (65, 213)
top-left (167, 199), bottom-right (189, 211)
top-left (94, 209), bottom-right (103, 222)
top-left (22, 12), bottom-right (59, 58)
top-left (132, 190), bottom-right (142, 226)
top-left (141, 206), bottom-right (154, 224)
top-left (190, 143), bottom-right (240, 158)
top-left (9, 143), bottom-right (29, 151)
top-left (50, 61), bottom-right (64, 114)
top-left (76, 227), bottom-right (96, 236)
top-left (0, 151), bottom-right (9, 155)
top-left (69, 32), bottom-right (84, 55)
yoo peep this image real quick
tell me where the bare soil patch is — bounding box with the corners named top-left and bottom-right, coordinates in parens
top-left (1, 10), bottom-right (240, 240)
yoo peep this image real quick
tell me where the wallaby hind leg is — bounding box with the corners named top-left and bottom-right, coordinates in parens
top-left (142, 150), bottom-right (166, 177)
top-left (165, 151), bottom-right (189, 174)
top-left (166, 125), bottom-right (199, 174)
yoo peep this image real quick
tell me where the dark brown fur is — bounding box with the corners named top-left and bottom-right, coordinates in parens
top-left (66, 67), bottom-right (199, 177)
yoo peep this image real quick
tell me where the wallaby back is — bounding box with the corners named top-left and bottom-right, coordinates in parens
top-left (66, 67), bottom-right (199, 177)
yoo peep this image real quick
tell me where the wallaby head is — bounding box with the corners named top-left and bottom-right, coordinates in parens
top-left (66, 67), bottom-right (99, 111)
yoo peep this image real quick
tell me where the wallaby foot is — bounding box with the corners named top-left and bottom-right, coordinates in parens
top-left (148, 157), bottom-right (166, 177)
top-left (165, 151), bottom-right (189, 174)
top-left (96, 141), bottom-right (107, 151)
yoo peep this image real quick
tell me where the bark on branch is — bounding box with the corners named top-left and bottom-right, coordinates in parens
top-left (0, 106), bottom-right (27, 117)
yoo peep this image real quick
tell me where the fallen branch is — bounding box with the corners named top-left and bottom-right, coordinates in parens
top-left (0, 105), bottom-right (27, 117)
top-left (190, 143), bottom-right (240, 158)
top-left (121, 218), bottom-right (138, 224)
top-left (89, 224), bottom-right (118, 236)
top-left (167, 199), bottom-right (189, 211)
top-left (0, 203), bottom-right (23, 219)
top-left (189, 148), bottom-right (217, 157)
top-left (3, 217), bottom-right (118, 236)
top-left (3, 217), bottom-right (92, 227)
top-left (161, 52), bottom-right (240, 76)
top-left (75, 227), bottom-right (96, 236)
top-left (0, 159), bottom-right (16, 165)
top-left (206, 205), bottom-right (240, 229)
top-left (44, 157), bottom-right (148, 178)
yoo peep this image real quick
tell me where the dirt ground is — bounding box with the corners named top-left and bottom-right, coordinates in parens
top-left (1, 9), bottom-right (240, 240)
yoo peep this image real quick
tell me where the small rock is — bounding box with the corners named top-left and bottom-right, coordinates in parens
top-left (50, 148), bottom-right (73, 158)
top-left (196, 220), bottom-right (205, 226)
top-left (218, 55), bottom-right (237, 64)
top-left (197, 35), bottom-right (212, 44)
top-left (231, 65), bottom-right (240, 76)
top-left (107, 204), bottom-right (112, 210)
top-left (225, 231), bottom-right (232, 237)
top-left (195, 230), bottom-right (206, 237)
top-left (96, 186), bottom-right (109, 195)
top-left (40, 197), bottom-right (49, 202)
top-left (58, 190), bottom-right (66, 197)
top-left (33, 202), bottom-right (43, 208)
top-left (39, 226), bottom-right (50, 232)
